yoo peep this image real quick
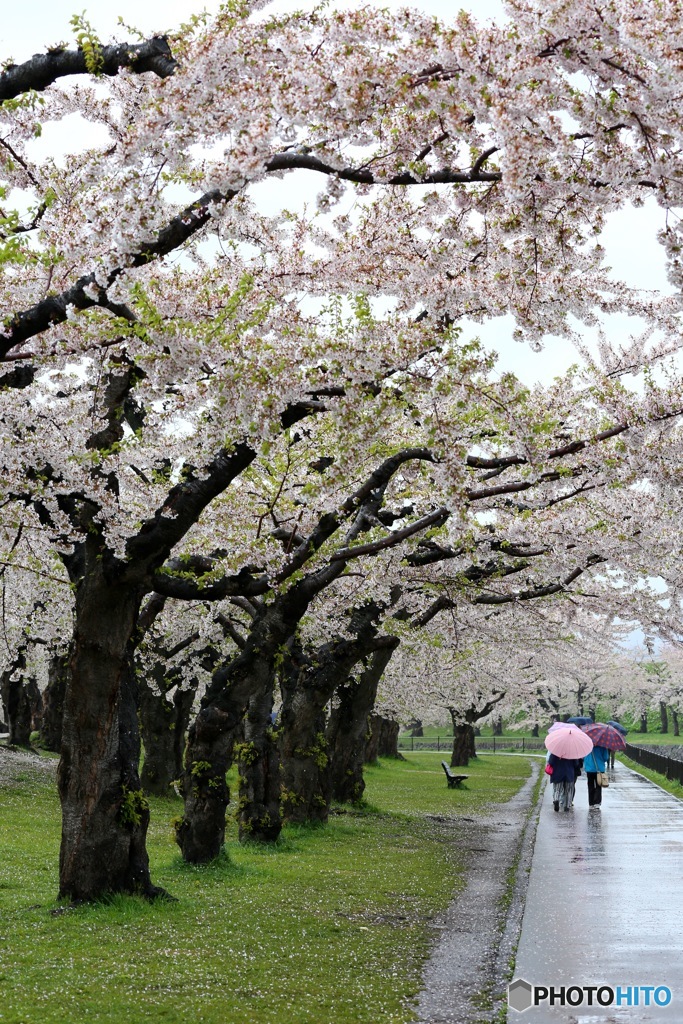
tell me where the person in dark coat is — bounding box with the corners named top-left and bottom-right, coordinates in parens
top-left (571, 757), bottom-right (582, 806)
top-left (548, 754), bottom-right (581, 811)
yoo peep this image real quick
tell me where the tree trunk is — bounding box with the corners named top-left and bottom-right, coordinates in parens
top-left (327, 644), bottom-right (398, 805)
top-left (279, 607), bottom-right (391, 825)
top-left (364, 715), bottom-right (380, 763)
top-left (279, 665), bottom-right (331, 825)
top-left (531, 723), bottom-right (539, 738)
top-left (671, 708), bottom-right (679, 737)
top-left (466, 723), bottom-right (477, 760)
top-left (175, 609), bottom-right (293, 861)
top-left (40, 652), bottom-right (69, 753)
top-left (450, 723), bottom-right (471, 767)
top-left (408, 718), bottom-right (423, 737)
top-left (139, 676), bottom-right (197, 797)
top-left (0, 672), bottom-right (34, 747)
top-left (577, 682), bottom-right (586, 716)
top-left (492, 716), bottom-right (503, 736)
top-left (639, 713), bottom-right (648, 733)
top-left (237, 684), bottom-right (282, 843)
top-left (175, 702), bottom-right (239, 863)
top-left (365, 714), bottom-right (401, 761)
top-left (27, 677), bottom-right (43, 733)
top-left (176, 549), bottom-right (397, 853)
top-left (57, 569), bottom-right (164, 902)
top-left (659, 700), bottom-right (669, 734)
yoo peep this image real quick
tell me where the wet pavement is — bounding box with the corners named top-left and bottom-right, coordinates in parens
top-left (510, 763), bottom-right (683, 1023)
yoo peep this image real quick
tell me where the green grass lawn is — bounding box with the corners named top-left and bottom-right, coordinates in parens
top-left (623, 733), bottom-right (683, 746)
top-left (0, 750), bottom-right (532, 1024)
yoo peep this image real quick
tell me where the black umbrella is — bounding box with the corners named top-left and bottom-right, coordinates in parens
top-left (607, 719), bottom-right (628, 735)
top-left (567, 715), bottom-right (593, 725)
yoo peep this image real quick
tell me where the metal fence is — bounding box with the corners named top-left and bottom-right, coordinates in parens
top-left (397, 736), bottom-right (546, 753)
top-left (624, 743), bottom-right (683, 786)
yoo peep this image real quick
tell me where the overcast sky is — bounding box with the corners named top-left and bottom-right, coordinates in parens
top-left (1, 0), bottom-right (669, 386)
top-left (0, 0), bottom-right (508, 61)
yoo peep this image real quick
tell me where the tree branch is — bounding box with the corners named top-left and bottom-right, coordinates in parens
top-left (150, 558), bottom-right (270, 600)
top-left (330, 506), bottom-right (449, 562)
top-left (278, 447), bottom-right (435, 581)
top-left (472, 555), bottom-right (606, 605)
top-left (0, 37), bottom-right (177, 101)
top-left (265, 150), bottom-right (502, 186)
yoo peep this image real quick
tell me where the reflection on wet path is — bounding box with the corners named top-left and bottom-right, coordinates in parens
top-left (510, 765), bottom-right (683, 1022)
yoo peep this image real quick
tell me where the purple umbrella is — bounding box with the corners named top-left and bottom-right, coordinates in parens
top-left (545, 727), bottom-right (594, 758)
top-left (580, 722), bottom-right (627, 752)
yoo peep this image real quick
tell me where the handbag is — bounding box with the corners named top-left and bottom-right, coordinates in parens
top-left (544, 764), bottom-right (553, 775)
top-left (596, 770), bottom-right (609, 787)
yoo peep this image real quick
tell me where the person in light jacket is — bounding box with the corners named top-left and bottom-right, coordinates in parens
top-left (547, 754), bottom-right (581, 812)
top-left (583, 745), bottom-right (609, 807)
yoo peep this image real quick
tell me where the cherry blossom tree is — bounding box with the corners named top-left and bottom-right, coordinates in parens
top-left (2, 0), bottom-right (683, 901)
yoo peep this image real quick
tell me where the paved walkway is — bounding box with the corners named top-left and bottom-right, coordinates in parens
top-left (510, 763), bottom-right (683, 1023)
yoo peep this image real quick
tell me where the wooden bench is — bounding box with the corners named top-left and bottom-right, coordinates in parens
top-left (441, 761), bottom-right (469, 788)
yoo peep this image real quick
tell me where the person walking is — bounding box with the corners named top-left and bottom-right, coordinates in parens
top-left (583, 744), bottom-right (609, 807)
top-left (547, 753), bottom-right (579, 811)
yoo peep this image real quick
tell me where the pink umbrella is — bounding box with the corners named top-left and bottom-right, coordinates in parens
top-left (548, 722), bottom-right (574, 732)
top-left (544, 727), bottom-right (594, 758)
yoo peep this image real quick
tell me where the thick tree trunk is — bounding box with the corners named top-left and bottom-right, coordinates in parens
top-left (57, 571), bottom-right (164, 902)
top-left (175, 703), bottom-right (239, 863)
top-left (659, 700), bottom-right (669, 734)
top-left (408, 719), bottom-right (423, 737)
top-left (450, 723), bottom-right (471, 767)
top-left (237, 685), bottom-right (282, 842)
top-left (279, 607), bottom-right (390, 825)
top-left (364, 715), bottom-right (381, 763)
top-left (671, 708), bottom-right (679, 737)
top-left (176, 591), bottom-right (388, 852)
top-left (492, 716), bottom-right (503, 736)
top-left (326, 689), bottom-right (369, 804)
top-left (40, 652), bottom-right (69, 753)
top-left (365, 715), bottom-right (401, 762)
top-left (531, 723), bottom-right (539, 738)
top-left (467, 723), bottom-right (477, 760)
top-left (139, 676), bottom-right (197, 797)
top-left (175, 610), bottom-right (293, 861)
top-left (326, 644), bottom-right (398, 805)
top-left (279, 669), bottom-right (330, 825)
top-left (639, 713), bottom-right (648, 733)
top-left (0, 673), bottom-right (33, 747)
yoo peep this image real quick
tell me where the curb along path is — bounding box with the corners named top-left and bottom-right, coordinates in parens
top-left (413, 756), bottom-right (544, 1024)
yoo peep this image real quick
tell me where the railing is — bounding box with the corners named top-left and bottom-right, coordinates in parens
top-left (397, 736), bottom-right (546, 753)
top-left (624, 743), bottom-right (683, 786)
